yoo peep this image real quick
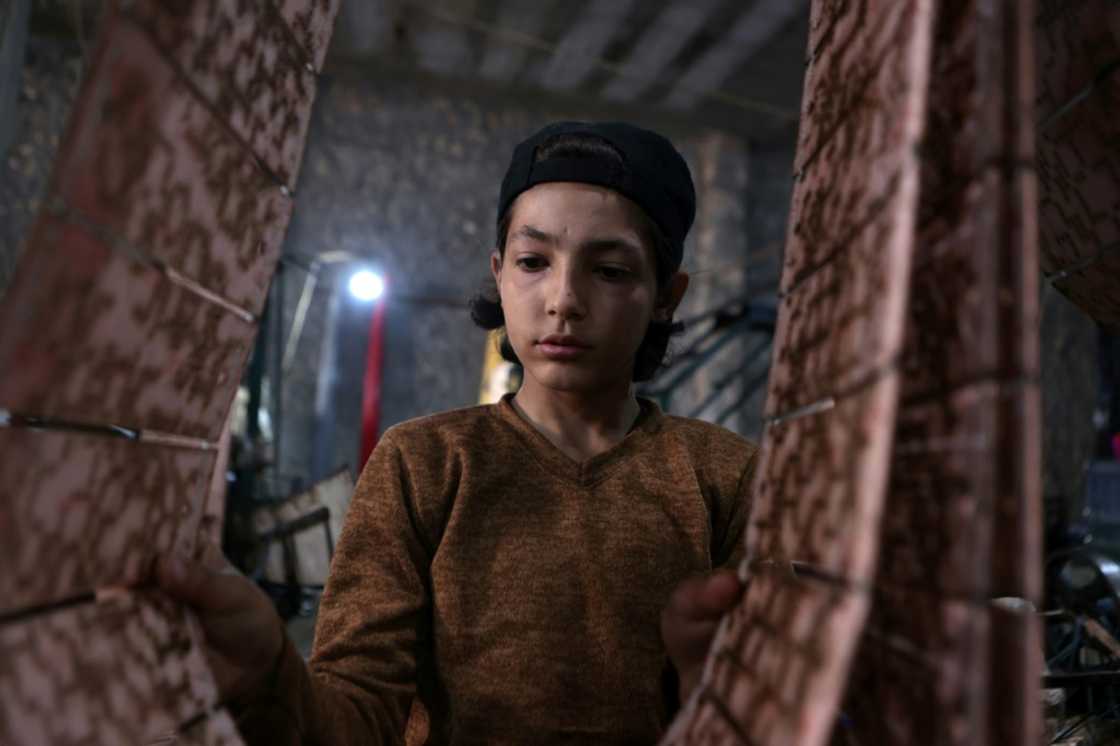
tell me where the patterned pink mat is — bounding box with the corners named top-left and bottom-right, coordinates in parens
top-left (663, 1), bottom-right (1043, 744)
top-left (0, 1), bottom-right (339, 743)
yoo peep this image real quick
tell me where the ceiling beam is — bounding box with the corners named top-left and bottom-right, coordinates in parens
top-left (478, 0), bottom-right (558, 83)
top-left (600, 0), bottom-right (723, 103)
top-left (538, 0), bottom-right (637, 91)
top-left (410, 0), bottom-right (477, 76)
top-left (662, 0), bottom-right (808, 109)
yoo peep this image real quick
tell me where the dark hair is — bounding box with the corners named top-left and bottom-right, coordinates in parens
top-left (470, 133), bottom-right (682, 382)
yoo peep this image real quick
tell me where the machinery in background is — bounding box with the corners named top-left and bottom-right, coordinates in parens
top-left (250, 468), bottom-right (354, 620)
top-left (1043, 327), bottom-right (1120, 742)
top-left (638, 296), bottom-right (776, 432)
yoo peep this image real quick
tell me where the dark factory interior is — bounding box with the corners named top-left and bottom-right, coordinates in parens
top-left (0, 1), bottom-right (1117, 744)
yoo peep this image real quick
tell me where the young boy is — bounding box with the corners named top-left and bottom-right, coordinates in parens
top-left (156, 121), bottom-right (758, 745)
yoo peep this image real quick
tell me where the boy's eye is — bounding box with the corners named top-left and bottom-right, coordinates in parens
top-left (596, 265), bottom-right (632, 281)
top-left (515, 256), bottom-right (547, 271)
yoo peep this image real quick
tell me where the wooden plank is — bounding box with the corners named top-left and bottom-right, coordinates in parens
top-left (0, 428), bottom-right (213, 614)
top-left (0, 593), bottom-right (221, 745)
top-left (0, 216), bottom-right (254, 440)
top-left (52, 13), bottom-right (291, 317)
top-left (126, 0), bottom-right (320, 189)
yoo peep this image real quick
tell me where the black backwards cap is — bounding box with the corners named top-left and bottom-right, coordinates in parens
top-left (497, 121), bottom-right (696, 271)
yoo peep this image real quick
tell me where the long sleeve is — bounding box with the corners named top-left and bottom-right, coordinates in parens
top-left (229, 399), bottom-right (759, 745)
top-left (660, 441), bottom-right (758, 722)
top-left (232, 430), bottom-right (431, 745)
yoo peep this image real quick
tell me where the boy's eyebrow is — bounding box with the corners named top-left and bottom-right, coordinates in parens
top-left (581, 237), bottom-right (644, 257)
top-left (513, 225), bottom-right (555, 243)
top-left (512, 224), bottom-right (644, 256)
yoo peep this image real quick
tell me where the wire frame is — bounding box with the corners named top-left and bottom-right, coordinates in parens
top-left (661, 1), bottom-right (1042, 744)
top-left (0, 0), bottom-right (339, 743)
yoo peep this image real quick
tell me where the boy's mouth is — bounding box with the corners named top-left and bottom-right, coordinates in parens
top-left (537, 334), bottom-right (591, 360)
top-left (539, 334), bottom-right (588, 347)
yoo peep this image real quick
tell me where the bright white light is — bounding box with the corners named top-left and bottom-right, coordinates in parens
top-left (348, 270), bottom-right (385, 302)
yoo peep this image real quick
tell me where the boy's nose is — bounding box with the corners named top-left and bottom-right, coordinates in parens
top-left (547, 268), bottom-right (587, 321)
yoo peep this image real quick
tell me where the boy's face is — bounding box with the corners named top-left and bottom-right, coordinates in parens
top-left (491, 181), bottom-right (686, 394)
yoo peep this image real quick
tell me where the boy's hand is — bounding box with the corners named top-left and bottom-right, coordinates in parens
top-left (661, 569), bottom-right (743, 702)
top-left (153, 543), bottom-right (286, 703)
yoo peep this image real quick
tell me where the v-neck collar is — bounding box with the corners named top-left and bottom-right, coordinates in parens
top-left (493, 393), bottom-right (664, 487)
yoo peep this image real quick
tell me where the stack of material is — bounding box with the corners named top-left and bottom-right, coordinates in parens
top-left (661, 1), bottom-right (1042, 744)
top-left (253, 467), bottom-right (354, 587)
top-left (0, 0), bottom-right (339, 743)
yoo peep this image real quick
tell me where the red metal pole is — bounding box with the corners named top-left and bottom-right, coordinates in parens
top-left (359, 295), bottom-right (386, 471)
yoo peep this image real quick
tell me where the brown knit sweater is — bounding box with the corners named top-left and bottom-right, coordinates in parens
top-left (234, 395), bottom-right (757, 745)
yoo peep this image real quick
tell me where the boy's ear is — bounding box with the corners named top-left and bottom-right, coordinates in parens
top-left (490, 251), bottom-right (503, 285)
top-left (655, 271), bottom-right (690, 322)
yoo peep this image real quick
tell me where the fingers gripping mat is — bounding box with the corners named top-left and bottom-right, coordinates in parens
top-left (661, 1), bottom-right (1042, 744)
top-left (0, 0), bottom-right (339, 742)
